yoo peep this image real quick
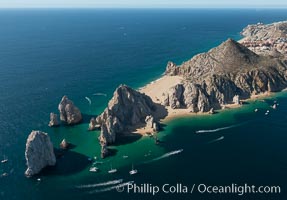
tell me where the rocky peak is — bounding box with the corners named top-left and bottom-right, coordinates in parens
top-left (25, 131), bottom-right (56, 177)
top-left (58, 95), bottom-right (82, 125)
top-left (96, 85), bottom-right (158, 157)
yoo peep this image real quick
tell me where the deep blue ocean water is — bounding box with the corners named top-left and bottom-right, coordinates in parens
top-left (0, 9), bottom-right (287, 200)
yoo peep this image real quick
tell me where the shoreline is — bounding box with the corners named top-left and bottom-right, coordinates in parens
top-left (138, 74), bottom-right (275, 126)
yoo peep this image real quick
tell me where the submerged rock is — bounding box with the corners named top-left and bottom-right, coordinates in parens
top-left (25, 131), bottom-right (56, 177)
top-left (58, 96), bottom-right (82, 125)
top-left (48, 113), bottom-right (59, 127)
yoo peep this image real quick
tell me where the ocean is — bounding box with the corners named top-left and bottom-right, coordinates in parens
top-left (0, 9), bottom-right (287, 200)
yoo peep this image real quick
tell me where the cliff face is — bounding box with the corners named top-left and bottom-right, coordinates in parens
top-left (25, 131), bottom-right (56, 177)
top-left (58, 96), bottom-right (82, 125)
top-left (164, 39), bottom-right (287, 109)
top-left (96, 85), bottom-right (157, 146)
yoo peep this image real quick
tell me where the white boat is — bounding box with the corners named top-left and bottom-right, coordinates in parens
top-left (265, 112), bottom-right (269, 115)
top-left (37, 178), bottom-right (41, 181)
top-left (129, 164), bottom-right (138, 175)
top-left (1, 159), bottom-right (8, 163)
top-left (254, 108), bottom-right (258, 112)
top-left (89, 167), bottom-right (99, 172)
top-left (123, 155), bottom-right (128, 159)
top-left (108, 165), bottom-right (117, 174)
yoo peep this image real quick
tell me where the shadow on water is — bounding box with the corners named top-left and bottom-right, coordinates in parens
top-left (40, 150), bottom-right (91, 176)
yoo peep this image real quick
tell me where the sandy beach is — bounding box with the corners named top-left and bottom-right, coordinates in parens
top-left (138, 75), bottom-right (273, 125)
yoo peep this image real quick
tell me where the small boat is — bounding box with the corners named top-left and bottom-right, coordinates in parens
top-left (265, 112), bottom-right (269, 115)
top-left (108, 165), bottom-right (117, 174)
top-left (93, 161), bottom-right (103, 165)
top-left (1, 159), bottom-right (8, 164)
top-left (94, 156), bottom-right (97, 160)
top-left (272, 104), bottom-right (277, 109)
top-left (1, 173), bottom-right (8, 177)
top-left (123, 155), bottom-right (129, 159)
top-left (89, 167), bottom-right (99, 172)
top-left (266, 110), bottom-right (270, 113)
top-left (87, 157), bottom-right (93, 162)
top-left (254, 108), bottom-right (258, 112)
top-left (129, 164), bottom-right (138, 175)
top-left (37, 178), bottom-right (41, 181)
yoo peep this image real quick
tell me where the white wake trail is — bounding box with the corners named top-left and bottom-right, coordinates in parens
top-left (207, 136), bottom-right (224, 144)
top-left (85, 97), bottom-right (92, 105)
top-left (93, 93), bottom-right (107, 97)
top-left (195, 122), bottom-right (245, 134)
top-left (145, 149), bottom-right (183, 164)
top-left (76, 179), bottom-right (123, 189)
top-left (88, 181), bottom-right (134, 194)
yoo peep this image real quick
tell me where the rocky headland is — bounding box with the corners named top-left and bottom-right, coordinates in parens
top-left (93, 21), bottom-right (287, 157)
top-left (240, 21), bottom-right (287, 57)
top-left (92, 85), bottom-right (161, 158)
top-left (25, 131), bottom-right (56, 177)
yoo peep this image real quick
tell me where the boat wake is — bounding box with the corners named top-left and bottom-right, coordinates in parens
top-left (88, 181), bottom-right (134, 194)
top-left (76, 179), bottom-right (123, 189)
top-left (145, 149), bottom-right (183, 164)
top-left (195, 123), bottom-right (242, 134)
top-left (85, 97), bottom-right (92, 105)
top-left (93, 93), bottom-right (107, 97)
top-left (207, 136), bottom-right (224, 144)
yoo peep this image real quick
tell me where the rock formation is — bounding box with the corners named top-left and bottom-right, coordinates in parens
top-left (48, 113), bottom-right (59, 127)
top-left (233, 95), bottom-right (240, 105)
top-left (88, 117), bottom-right (101, 131)
top-left (59, 139), bottom-right (69, 150)
top-left (163, 38), bottom-right (287, 112)
top-left (58, 96), bottom-right (82, 125)
top-left (96, 85), bottom-right (158, 157)
top-left (145, 115), bottom-right (160, 132)
top-left (25, 131), bottom-right (56, 177)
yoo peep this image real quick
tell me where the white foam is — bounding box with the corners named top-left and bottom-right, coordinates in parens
top-left (207, 136), bottom-right (224, 144)
top-left (85, 97), bottom-right (92, 105)
top-left (195, 125), bottom-right (237, 134)
top-left (88, 181), bottom-right (134, 194)
top-left (145, 149), bottom-right (183, 163)
top-left (93, 93), bottom-right (107, 97)
top-left (76, 179), bottom-right (123, 189)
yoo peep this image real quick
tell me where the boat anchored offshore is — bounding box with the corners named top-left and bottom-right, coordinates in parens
top-left (1, 159), bottom-right (8, 164)
top-left (89, 167), bottom-right (99, 172)
top-left (108, 165), bottom-right (117, 174)
top-left (129, 164), bottom-right (138, 175)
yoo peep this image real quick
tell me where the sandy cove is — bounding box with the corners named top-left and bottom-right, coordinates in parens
top-left (138, 75), bottom-right (273, 125)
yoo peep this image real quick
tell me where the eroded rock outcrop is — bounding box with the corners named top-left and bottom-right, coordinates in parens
top-left (163, 38), bottom-right (287, 112)
top-left (25, 131), bottom-right (56, 177)
top-left (145, 115), bottom-right (160, 132)
top-left (58, 96), bottom-right (82, 125)
top-left (48, 113), bottom-right (59, 127)
top-left (96, 85), bottom-right (158, 157)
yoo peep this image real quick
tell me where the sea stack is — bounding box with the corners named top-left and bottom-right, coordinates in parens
top-left (25, 131), bottom-right (56, 177)
top-left (58, 95), bottom-right (82, 125)
top-left (48, 112), bottom-right (59, 127)
top-left (96, 84), bottom-right (159, 157)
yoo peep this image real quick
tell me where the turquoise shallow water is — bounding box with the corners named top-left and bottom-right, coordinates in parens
top-left (0, 9), bottom-right (287, 200)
